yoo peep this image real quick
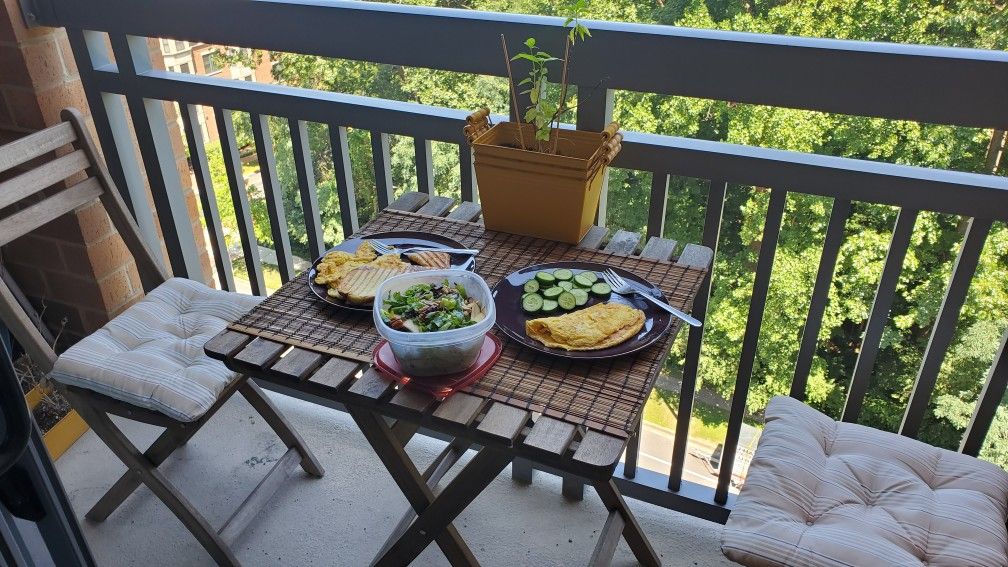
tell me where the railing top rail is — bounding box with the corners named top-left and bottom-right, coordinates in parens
top-left (34, 0), bottom-right (1008, 129)
top-left (86, 64), bottom-right (1008, 221)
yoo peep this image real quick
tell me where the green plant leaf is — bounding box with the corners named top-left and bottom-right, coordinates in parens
top-left (524, 37), bottom-right (536, 48)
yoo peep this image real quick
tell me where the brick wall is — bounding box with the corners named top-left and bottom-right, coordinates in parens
top-left (0, 2), bottom-right (214, 349)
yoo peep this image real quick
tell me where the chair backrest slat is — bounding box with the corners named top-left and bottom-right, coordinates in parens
top-left (0, 177), bottom-right (103, 247)
top-left (0, 149), bottom-right (90, 210)
top-left (0, 108), bottom-right (172, 367)
top-left (0, 122), bottom-right (76, 174)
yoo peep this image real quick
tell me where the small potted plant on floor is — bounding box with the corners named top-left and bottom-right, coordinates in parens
top-left (464, 1), bottom-right (621, 244)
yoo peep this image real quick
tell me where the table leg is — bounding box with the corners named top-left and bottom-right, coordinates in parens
top-left (374, 446), bottom-right (512, 567)
top-left (592, 479), bottom-right (661, 567)
top-left (347, 406), bottom-right (479, 567)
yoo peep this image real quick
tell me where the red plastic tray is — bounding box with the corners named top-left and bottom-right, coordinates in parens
top-left (372, 334), bottom-right (502, 399)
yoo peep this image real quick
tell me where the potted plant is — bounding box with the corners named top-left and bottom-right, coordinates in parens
top-left (18, 355), bottom-right (88, 460)
top-left (464, 1), bottom-right (622, 244)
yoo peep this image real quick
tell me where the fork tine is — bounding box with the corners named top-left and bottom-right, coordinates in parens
top-left (601, 270), bottom-right (619, 291)
top-left (605, 269), bottom-right (623, 289)
top-left (613, 270), bottom-right (629, 288)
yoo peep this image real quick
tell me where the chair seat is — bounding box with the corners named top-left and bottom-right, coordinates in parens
top-left (51, 278), bottom-right (262, 422)
top-left (722, 396), bottom-right (1008, 567)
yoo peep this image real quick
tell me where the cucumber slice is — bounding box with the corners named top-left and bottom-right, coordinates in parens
top-left (553, 268), bottom-right (573, 281)
top-left (523, 279), bottom-right (540, 294)
top-left (571, 288), bottom-right (589, 306)
top-left (541, 299), bottom-right (558, 313)
top-left (522, 293), bottom-right (543, 313)
top-left (542, 286), bottom-right (564, 299)
top-left (558, 281), bottom-right (574, 291)
top-left (574, 272), bottom-right (598, 287)
top-left (535, 271), bottom-right (556, 284)
top-left (557, 291), bottom-right (577, 311)
top-left (590, 282), bottom-right (612, 297)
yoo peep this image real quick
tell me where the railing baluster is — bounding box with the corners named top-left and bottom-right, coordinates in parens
top-left (901, 217), bottom-right (994, 437)
top-left (329, 125), bottom-right (360, 238)
top-left (647, 173), bottom-right (669, 240)
top-left (960, 327), bottom-right (1008, 456)
top-left (790, 198), bottom-right (851, 400)
top-left (577, 88), bottom-right (614, 226)
top-left (180, 104), bottom-right (235, 291)
top-left (669, 179), bottom-right (727, 491)
top-left (414, 138), bottom-right (434, 195)
top-left (214, 107), bottom-right (266, 296)
top-left (108, 34), bottom-right (203, 281)
top-left (289, 119), bottom-right (325, 259)
top-left (842, 208), bottom-right (919, 423)
top-left (65, 29), bottom-right (161, 255)
top-left (459, 143), bottom-right (474, 203)
top-left (251, 114), bottom-right (295, 283)
top-left (371, 131), bottom-right (394, 210)
top-left (715, 187), bottom-right (787, 504)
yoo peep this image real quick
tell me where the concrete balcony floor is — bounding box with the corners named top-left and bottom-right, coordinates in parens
top-left (54, 389), bottom-right (732, 566)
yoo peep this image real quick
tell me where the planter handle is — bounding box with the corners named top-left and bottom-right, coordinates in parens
top-left (600, 121), bottom-right (620, 142)
top-left (464, 108), bottom-right (492, 144)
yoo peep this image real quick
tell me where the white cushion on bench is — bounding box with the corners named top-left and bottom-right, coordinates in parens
top-left (51, 278), bottom-right (262, 422)
top-left (723, 395), bottom-right (1008, 567)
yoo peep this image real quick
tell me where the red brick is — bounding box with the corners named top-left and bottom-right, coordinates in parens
top-left (0, 0), bottom-right (52, 43)
top-left (3, 262), bottom-right (45, 295)
top-left (37, 298), bottom-right (83, 338)
top-left (59, 241), bottom-right (91, 276)
top-left (33, 211), bottom-right (84, 242)
top-left (44, 269), bottom-right (103, 309)
top-left (78, 307), bottom-right (110, 334)
top-left (124, 261), bottom-right (142, 295)
top-left (4, 234), bottom-right (64, 271)
top-left (20, 39), bottom-right (66, 90)
top-left (0, 45), bottom-right (32, 89)
top-left (32, 80), bottom-right (88, 127)
top-left (97, 267), bottom-right (132, 311)
top-left (84, 234), bottom-right (132, 279)
top-left (54, 31), bottom-right (77, 78)
top-left (3, 87), bottom-right (43, 129)
top-left (74, 201), bottom-right (113, 243)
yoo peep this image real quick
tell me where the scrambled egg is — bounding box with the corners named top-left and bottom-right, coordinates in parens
top-left (525, 303), bottom-right (645, 351)
top-left (313, 241), bottom-right (406, 296)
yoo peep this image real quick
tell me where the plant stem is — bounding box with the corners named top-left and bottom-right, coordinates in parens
top-left (500, 34), bottom-right (527, 151)
top-left (552, 38), bottom-right (572, 154)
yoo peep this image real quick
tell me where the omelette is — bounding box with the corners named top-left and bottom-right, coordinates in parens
top-left (525, 303), bottom-right (645, 351)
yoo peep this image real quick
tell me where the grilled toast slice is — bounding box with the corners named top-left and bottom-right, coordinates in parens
top-left (406, 250), bottom-right (451, 269)
top-left (337, 265), bottom-right (409, 305)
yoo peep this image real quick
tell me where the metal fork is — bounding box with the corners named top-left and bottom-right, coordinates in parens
top-left (602, 269), bottom-right (702, 327)
top-left (370, 240), bottom-right (479, 257)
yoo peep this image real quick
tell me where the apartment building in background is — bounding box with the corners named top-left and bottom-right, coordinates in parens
top-left (159, 38), bottom-right (273, 143)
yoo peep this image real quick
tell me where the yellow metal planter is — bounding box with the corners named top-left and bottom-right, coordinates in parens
top-left (25, 384), bottom-right (89, 460)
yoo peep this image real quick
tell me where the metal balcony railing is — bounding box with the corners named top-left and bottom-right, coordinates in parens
top-left (26, 0), bottom-right (1008, 524)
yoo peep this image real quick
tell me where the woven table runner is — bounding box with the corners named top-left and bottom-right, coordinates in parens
top-left (229, 210), bottom-right (707, 438)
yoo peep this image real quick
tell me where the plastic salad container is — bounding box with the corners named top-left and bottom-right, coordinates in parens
top-left (373, 270), bottom-right (496, 377)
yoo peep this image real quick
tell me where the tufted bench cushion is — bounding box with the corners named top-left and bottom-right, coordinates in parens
top-left (51, 278), bottom-right (262, 423)
top-left (722, 395), bottom-right (1008, 567)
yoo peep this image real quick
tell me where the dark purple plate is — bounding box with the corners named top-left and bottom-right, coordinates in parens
top-left (307, 231), bottom-right (474, 311)
top-left (492, 262), bottom-right (673, 360)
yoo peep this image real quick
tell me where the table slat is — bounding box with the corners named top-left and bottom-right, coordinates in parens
top-left (431, 393), bottom-right (486, 426)
top-left (476, 403), bottom-right (530, 444)
top-left (310, 358), bottom-right (361, 390)
top-left (387, 192), bottom-right (428, 212)
top-left (446, 202), bottom-right (481, 222)
top-left (348, 368), bottom-right (397, 400)
top-left (389, 389), bottom-right (436, 414)
top-left (603, 230), bottom-right (640, 255)
top-left (522, 416), bottom-right (577, 456)
top-left (416, 195), bottom-right (454, 216)
top-left (205, 330), bottom-right (252, 359)
top-left (271, 348), bottom-right (323, 381)
top-left (572, 431), bottom-right (625, 469)
top-left (578, 226), bottom-right (608, 250)
top-left (640, 237), bottom-right (677, 261)
top-left (235, 338), bottom-right (286, 368)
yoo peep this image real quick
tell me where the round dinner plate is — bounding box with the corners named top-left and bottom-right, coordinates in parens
top-left (492, 262), bottom-right (673, 360)
top-left (307, 231), bottom-right (475, 311)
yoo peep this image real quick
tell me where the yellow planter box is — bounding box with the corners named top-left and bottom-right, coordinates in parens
top-left (24, 384), bottom-right (89, 460)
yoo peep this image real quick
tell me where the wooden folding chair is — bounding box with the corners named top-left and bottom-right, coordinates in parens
top-left (0, 108), bottom-right (324, 566)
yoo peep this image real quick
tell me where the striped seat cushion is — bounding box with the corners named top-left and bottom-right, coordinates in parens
top-left (722, 395), bottom-right (1008, 567)
top-left (51, 278), bottom-right (262, 422)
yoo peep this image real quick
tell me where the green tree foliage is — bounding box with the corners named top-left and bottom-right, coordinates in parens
top-left (209, 0), bottom-right (1008, 466)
